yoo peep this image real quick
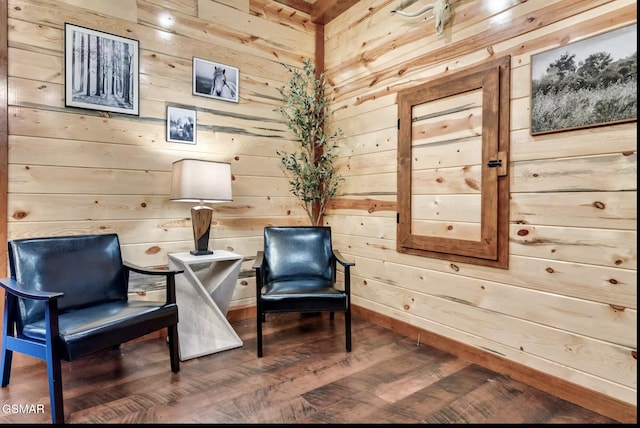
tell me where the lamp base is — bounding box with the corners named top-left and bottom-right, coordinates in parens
top-left (190, 249), bottom-right (213, 256)
top-left (191, 205), bottom-right (214, 256)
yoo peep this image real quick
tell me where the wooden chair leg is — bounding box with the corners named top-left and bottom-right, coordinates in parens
top-left (257, 311), bottom-right (263, 358)
top-left (41, 302), bottom-right (64, 424)
top-left (45, 348), bottom-right (64, 424)
top-left (168, 325), bottom-right (180, 373)
top-left (345, 308), bottom-right (352, 352)
top-left (1, 294), bottom-right (15, 387)
top-left (0, 344), bottom-right (12, 387)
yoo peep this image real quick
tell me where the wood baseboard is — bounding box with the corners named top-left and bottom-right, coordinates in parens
top-left (226, 304), bottom-right (255, 322)
top-left (348, 305), bottom-right (636, 424)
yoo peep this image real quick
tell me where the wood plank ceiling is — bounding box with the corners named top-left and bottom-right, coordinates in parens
top-left (274, 0), bottom-right (360, 24)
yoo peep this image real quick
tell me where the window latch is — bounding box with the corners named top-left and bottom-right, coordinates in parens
top-left (487, 152), bottom-right (507, 176)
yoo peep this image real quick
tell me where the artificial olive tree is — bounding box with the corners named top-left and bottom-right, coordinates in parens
top-left (275, 59), bottom-right (344, 226)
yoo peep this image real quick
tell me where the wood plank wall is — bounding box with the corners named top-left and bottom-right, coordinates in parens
top-left (323, 0), bottom-right (636, 412)
top-left (2, 0), bottom-right (637, 420)
top-left (5, 0), bottom-right (315, 310)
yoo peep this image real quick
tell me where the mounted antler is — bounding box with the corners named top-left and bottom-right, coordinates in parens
top-left (392, 0), bottom-right (452, 36)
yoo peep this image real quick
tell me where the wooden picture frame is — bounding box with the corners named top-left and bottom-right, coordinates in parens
top-left (530, 23), bottom-right (636, 135)
top-left (64, 23), bottom-right (139, 116)
top-left (192, 57), bottom-right (239, 103)
top-left (166, 105), bottom-right (196, 144)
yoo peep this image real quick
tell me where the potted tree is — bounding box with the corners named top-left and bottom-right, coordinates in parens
top-left (275, 59), bottom-right (344, 226)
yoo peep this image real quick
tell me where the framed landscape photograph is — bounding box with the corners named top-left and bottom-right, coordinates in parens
top-left (167, 106), bottom-right (196, 144)
top-left (193, 57), bottom-right (239, 103)
top-left (64, 23), bottom-right (139, 115)
top-left (530, 23), bottom-right (637, 135)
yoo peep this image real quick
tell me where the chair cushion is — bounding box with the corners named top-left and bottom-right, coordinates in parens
top-left (9, 234), bottom-right (128, 326)
top-left (264, 227), bottom-right (333, 284)
top-left (22, 300), bottom-right (178, 360)
top-left (261, 278), bottom-right (347, 312)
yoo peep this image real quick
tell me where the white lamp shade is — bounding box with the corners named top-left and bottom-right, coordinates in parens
top-left (170, 159), bottom-right (233, 203)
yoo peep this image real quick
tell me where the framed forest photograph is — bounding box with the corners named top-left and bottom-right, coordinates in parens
top-left (64, 23), bottom-right (140, 116)
top-left (530, 23), bottom-right (637, 135)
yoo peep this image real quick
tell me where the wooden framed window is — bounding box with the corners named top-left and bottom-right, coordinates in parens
top-left (397, 56), bottom-right (511, 269)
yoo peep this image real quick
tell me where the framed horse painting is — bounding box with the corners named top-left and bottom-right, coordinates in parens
top-left (192, 57), bottom-right (239, 103)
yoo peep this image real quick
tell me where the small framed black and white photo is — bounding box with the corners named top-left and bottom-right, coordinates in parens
top-left (167, 106), bottom-right (196, 144)
top-left (64, 23), bottom-right (139, 115)
top-left (192, 57), bottom-right (239, 103)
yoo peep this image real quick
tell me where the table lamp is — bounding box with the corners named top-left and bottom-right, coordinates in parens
top-left (170, 159), bottom-right (232, 255)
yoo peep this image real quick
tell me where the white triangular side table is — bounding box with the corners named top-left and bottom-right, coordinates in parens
top-left (168, 251), bottom-right (243, 360)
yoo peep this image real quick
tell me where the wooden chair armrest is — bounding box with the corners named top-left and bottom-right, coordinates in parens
top-left (333, 250), bottom-right (355, 267)
top-left (123, 261), bottom-right (183, 276)
top-left (123, 262), bottom-right (182, 305)
top-left (252, 251), bottom-right (264, 270)
top-left (0, 277), bottom-right (64, 301)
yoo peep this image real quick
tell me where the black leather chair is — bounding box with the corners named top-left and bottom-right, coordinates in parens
top-left (0, 234), bottom-right (183, 424)
top-left (252, 226), bottom-right (355, 357)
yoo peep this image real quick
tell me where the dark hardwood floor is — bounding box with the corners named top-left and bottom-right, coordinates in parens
top-left (0, 312), bottom-right (618, 424)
